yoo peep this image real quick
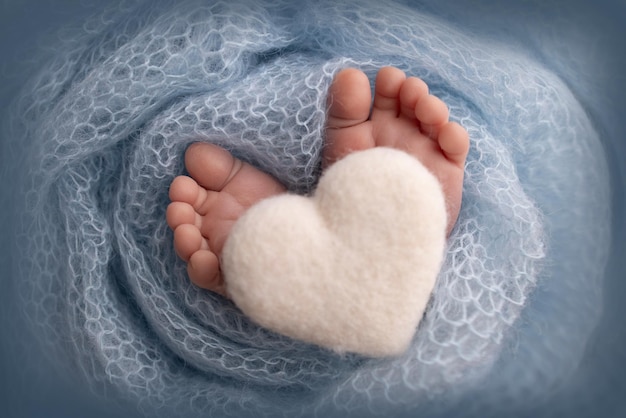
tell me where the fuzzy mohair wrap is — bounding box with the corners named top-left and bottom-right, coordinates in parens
top-left (0, 0), bottom-right (611, 417)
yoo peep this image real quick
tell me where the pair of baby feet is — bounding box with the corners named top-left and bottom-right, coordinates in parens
top-left (166, 67), bottom-right (469, 296)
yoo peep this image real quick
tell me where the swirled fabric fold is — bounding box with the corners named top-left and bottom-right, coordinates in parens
top-left (2, 0), bottom-right (610, 416)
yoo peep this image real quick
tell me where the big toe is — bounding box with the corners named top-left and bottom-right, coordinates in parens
top-left (185, 142), bottom-right (241, 192)
top-left (326, 68), bottom-right (371, 129)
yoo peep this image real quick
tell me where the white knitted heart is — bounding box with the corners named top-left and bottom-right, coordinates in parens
top-left (221, 147), bottom-right (447, 357)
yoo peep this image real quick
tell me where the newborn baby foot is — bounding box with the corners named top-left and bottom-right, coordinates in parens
top-left (325, 67), bottom-right (470, 235)
top-left (167, 66), bottom-right (469, 296)
top-left (166, 143), bottom-right (285, 295)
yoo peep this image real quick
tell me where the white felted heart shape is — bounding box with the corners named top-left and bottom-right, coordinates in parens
top-left (221, 147), bottom-right (447, 357)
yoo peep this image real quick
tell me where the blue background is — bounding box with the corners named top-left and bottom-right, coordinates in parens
top-left (1, 1), bottom-right (624, 417)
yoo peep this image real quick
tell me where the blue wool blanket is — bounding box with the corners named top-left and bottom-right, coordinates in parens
top-left (1, 0), bottom-right (612, 417)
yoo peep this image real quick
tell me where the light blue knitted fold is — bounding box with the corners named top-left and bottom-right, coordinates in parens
top-left (1, 0), bottom-right (612, 417)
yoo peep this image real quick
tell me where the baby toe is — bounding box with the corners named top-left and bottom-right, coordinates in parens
top-left (438, 121), bottom-right (470, 167)
top-left (399, 77), bottom-right (429, 120)
top-left (173, 224), bottom-right (206, 261)
top-left (166, 201), bottom-right (197, 230)
top-left (415, 94), bottom-right (449, 137)
top-left (372, 67), bottom-right (406, 115)
top-left (169, 175), bottom-right (201, 204)
top-left (188, 250), bottom-right (223, 294)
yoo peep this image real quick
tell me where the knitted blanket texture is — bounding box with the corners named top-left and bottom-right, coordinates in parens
top-left (1, 0), bottom-right (611, 417)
